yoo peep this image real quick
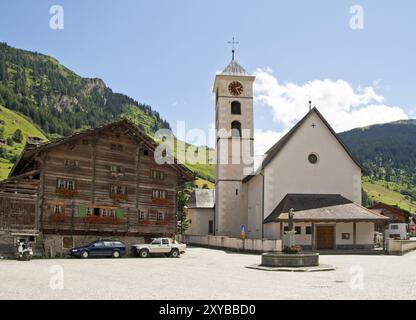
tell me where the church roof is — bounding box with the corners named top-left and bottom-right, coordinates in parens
top-left (187, 189), bottom-right (215, 209)
top-left (263, 194), bottom-right (389, 223)
top-left (221, 59), bottom-right (249, 76)
top-left (242, 107), bottom-right (364, 183)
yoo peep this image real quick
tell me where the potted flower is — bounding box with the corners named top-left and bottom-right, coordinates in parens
top-left (282, 245), bottom-right (302, 254)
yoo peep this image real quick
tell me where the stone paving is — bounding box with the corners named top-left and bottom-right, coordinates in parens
top-left (0, 247), bottom-right (415, 299)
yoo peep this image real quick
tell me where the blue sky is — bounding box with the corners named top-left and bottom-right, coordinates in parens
top-left (1, 1), bottom-right (415, 153)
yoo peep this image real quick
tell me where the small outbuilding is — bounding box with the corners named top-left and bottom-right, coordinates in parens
top-left (185, 189), bottom-right (215, 236)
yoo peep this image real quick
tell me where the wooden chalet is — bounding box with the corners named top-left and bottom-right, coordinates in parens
top-left (0, 119), bottom-right (194, 257)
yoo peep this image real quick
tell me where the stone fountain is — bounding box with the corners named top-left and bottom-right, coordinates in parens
top-left (260, 208), bottom-right (328, 270)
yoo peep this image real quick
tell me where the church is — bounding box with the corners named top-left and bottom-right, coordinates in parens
top-left (186, 52), bottom-right (388, 250)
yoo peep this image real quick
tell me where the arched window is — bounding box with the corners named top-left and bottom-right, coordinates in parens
top-left (231, 121), bottom-right (241, 138)
top-left (231, 101), bottom-right (241, 115)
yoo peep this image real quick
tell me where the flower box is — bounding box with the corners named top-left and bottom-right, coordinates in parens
top-left (50, 213), bottom-right (66, 223)
top-left (155, 220), bottom-right (169, 226)
top-left (138, 220), bottom-right (150, 225)
top-left (55, 188), bottom-right (78, 197)
top-left (85, 215), bottom-right (122, 225)
top-left (282, 245), bottom-right (302, 254)
top-left (110, 194), bottom-right (128, 201)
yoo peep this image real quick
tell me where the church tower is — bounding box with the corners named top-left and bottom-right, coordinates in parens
top-left (213, 49), bottom-right (255, 237)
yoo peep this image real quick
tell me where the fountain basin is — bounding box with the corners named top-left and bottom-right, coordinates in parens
top-left (262, 252), bottom-right (319, 267)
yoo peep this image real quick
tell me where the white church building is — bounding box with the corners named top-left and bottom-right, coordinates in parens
top-left (186, 54), bottom-right (388, 250)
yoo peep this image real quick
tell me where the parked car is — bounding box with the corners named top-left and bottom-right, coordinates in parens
top-left (133, 238), bottom-right (186, 258)
top-left (70, 240), bottom-right (126, 258)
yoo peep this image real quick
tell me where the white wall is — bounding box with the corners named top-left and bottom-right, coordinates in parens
top-left (186, 208), bottom-right (215, 236)
top-left (263, 111), bottom-right (362, 221)
top-left (178, 234), bottom-right (282, 252)
top-left (246, 174), bottom-right (263, 239)
top-left (336, 222), bottom-right (354, 245)
top-left (356, 222), bottom-right (374, 245)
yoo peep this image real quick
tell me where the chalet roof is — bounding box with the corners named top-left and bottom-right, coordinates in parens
top-left (9, 118), bottom-right (195, 182)
top-left (187, 189), bottom-right (215, 209)
top-left (264, 194), bottom-right (389, 223)
top-left (369, 203), bottom-right (411, 215)
top-left (221, 59), bottom-right (249, 76)
top-left (243, 108), bottom-right (364, 183)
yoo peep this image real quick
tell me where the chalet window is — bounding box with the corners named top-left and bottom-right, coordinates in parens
top-left (64, 159), bottom-right (79, 168)
top-left (110, 185), bottom-right (127, 196)
top-left (152, 189), bottom-right (167, 200)
top-left (111, 144), bottom-right (124, 151)
top-left (53, 204), bottom-right (63, 214)
top-left (295, 226), bottom-right (302, 234)
top-left (143, 149), bottom-right (149, 156)
top-left (283, 226), bottom-right (289, 232)
top-left (110, 165), bottom-right (124, 174)
top-left (305, 226), bottom-right (312, 235)
top-left (157, 211), bottom-right (166, 221)
top-left (101, 208), bottom-right (115, 217)
top-left (57, 178), bottom-right (76, 190)
top-left (151, 170), bottom-right (165, 180)
top-left (139, 209), bottom-right (148, 220)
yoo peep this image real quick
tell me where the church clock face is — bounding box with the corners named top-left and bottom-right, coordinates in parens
top-left (228, 81), bottom-right (244, 96)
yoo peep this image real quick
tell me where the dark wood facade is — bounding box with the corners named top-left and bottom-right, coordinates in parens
top-left (370, 203), bottom-right (410, 224)
top-left (0, 119), bottom-right (194, 256)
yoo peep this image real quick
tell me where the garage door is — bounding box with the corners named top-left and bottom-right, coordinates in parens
top-left (316, 226), bottom-right (334, 249)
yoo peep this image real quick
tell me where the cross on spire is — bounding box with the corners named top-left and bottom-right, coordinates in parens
top-left (228, 37), bottom-right (239, 60)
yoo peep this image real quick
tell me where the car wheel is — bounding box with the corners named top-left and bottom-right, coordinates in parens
top-left (112, 250), bottom-right (120, 258)
top-left (81, 251), bottom-right (89, 259)
top-left (139, 249), bottom-right (149, 258)
top-left (170, 249), bottom-right (180, 258)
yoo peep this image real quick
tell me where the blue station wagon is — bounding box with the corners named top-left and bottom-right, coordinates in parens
top-left (70, 240), bottom-right (126, 258)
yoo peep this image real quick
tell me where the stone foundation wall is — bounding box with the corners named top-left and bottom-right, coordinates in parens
top-left (42, 234), bottom-right (146, 258)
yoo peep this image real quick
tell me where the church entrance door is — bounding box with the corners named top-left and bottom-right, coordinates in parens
top-left (316, 226), bottom-right (334, 249)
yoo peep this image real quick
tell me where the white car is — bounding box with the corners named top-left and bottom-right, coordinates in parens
top-left (133, 238), bottom-right (186, 258)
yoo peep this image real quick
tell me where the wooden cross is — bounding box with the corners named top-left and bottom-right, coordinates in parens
top-left (228, 37), bottom-right (239, 60)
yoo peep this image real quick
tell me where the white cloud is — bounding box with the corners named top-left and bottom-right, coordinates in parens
top-left (253, 68), bottom-right (409, 136)
top-left (254, 129), bottom-right (286, 155)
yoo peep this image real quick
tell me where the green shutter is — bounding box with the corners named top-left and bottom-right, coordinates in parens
top-left (78, 205), bottom-right (87, 218)
top-left (116, 208), bottom-right (125, 219)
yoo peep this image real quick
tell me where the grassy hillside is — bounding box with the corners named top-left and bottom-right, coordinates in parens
top-left (0, 105), bottom-right (47, 179)
top-left (0, 42), bottom-right (170, 137)
top-left (363, 177), bottom-right (416, 212)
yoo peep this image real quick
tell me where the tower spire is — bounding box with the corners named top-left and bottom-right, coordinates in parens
top-left (228, 37), bottom-right (239, 60)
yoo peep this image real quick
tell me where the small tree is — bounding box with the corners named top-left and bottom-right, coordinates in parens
top-left (12, 129), bottom-right (23, 143)
top-left (176, 182), bottom-right (193, 234)
top-left (6, 137), bottom-right (13, 146)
